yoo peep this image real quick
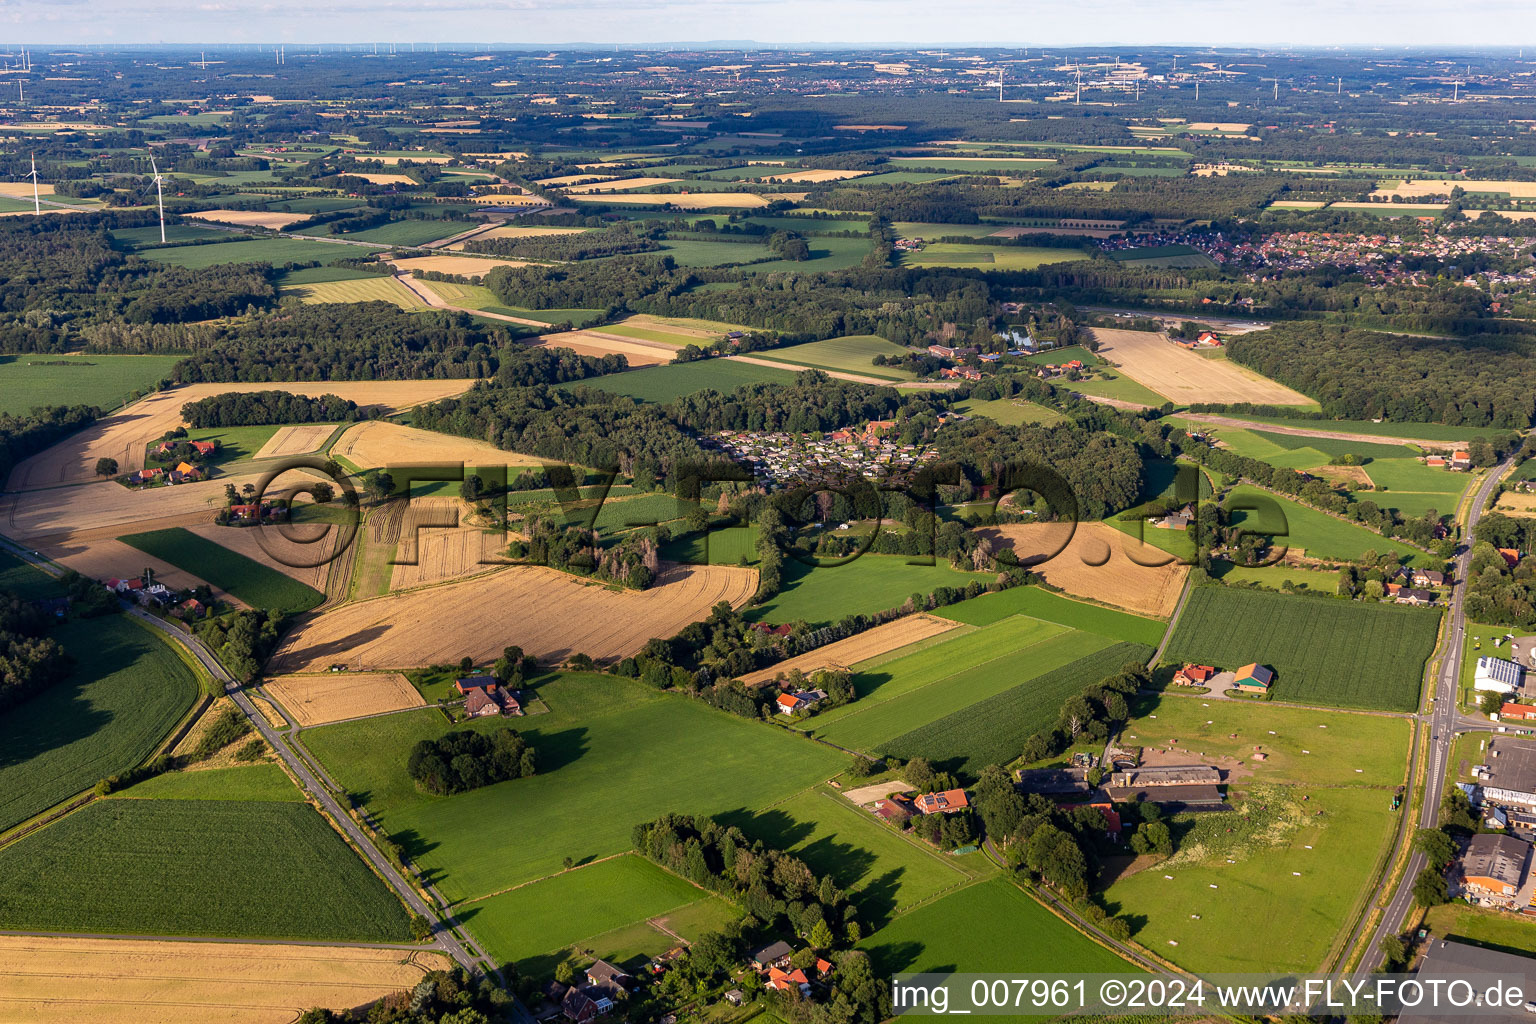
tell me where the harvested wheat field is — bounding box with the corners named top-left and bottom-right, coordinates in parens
top-left (1373, 178), bottom-right (1536, 200)
top-left (1187, 121), bottom-right (1252, 132)
top-left (6, 380), bottom-right (474, 491)
top-left (466, 193), bottom-right (548, 206)
top-left (443, 224), bottom-right (588, 249)
top-left (738, 613), bottom-right (960, 686)
top-left (44, 535), bottom-right (229, 601)
top-left (533, 330), bottom-right (676, 367)
top-left (0, 181), bottom-right (56, 198)
top-left (254, 424), bottom-right (336, 460)
top-left (269, 562), bottom-right (757, 672)
top-left (754, 168), bottom-right (870, 183)
top-left (2, 478), bottom-right (240, 541)
top-left (536, 173), bottom-right (617, 186)
top-left (568, 192), bottom-right (772, 209)
top-left (1089, 328), bottom-right (1313, 406)
top-left (333, 421), bottom-right (539, 474)
top-left (387, 254), bottom-right (526, 277)
top-left (348, 172), bottom-right (416, 185)
top-left (186, 522), bottom-right (335, 591)
top-left (186, 209), bottom-right (311, 230)
top-left (391, 497), bottom-right (514, 589)
top-left (264, 672), bottom-right (425, 726)
top-left (977, 522), bottom-right (1188, 618)
top-left (1495, 491), bottom-right (1536, 518)
top-left (0, 934), bottom-right (449, 1024)
top-left (561, 176), bottom-right (682, 193)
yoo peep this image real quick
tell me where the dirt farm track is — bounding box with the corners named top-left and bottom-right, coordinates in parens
top-left (0, 934), bottom-right (450, 1024)
top-left (269, 562), bottom-right (758, 673)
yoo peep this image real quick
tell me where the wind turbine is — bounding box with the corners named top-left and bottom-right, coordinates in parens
top-left (996, 67), bottom-right (1004, 102)
top-left (149, 153), bottom-right (166, 244)
top-left (28, 154), bottom-right (39, 216)
top-left (1075, 67), bottom-right (1082, 104)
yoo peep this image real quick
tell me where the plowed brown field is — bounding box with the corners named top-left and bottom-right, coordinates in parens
top-left (977, 521), bottom-right (1187, 618)
top-left (738, 613), bottom-right (960, 686)
top-left (0, 934), bottom-right (449, 1024)
top-left (269, 562), bottom-right (757, 672)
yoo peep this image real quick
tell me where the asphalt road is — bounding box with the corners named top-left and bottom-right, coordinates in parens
top-left (1354, 453), bottom-right (1517, 973)
top-left (0, 536), bottom-right (507, 987)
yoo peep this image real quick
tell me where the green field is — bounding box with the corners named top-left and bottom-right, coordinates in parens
top-left (1161, 586), bottom-right (1439, 710)
top-left (281, 274), bottom-right (428, 310)
top-left (812, 618), bottom-right (1091, 750)
top-left (1208, 559), bottom-right (1345, 594)
top-left (1104, 784), bottom-right (1398, 972)
top-left (577, 358), bottom-right (801, 403)
top-left (138, 237), bottom-right (361, 268)
top-left (301, 674), bottom-right (844, 902)
top-left (1106, 244), bottom-right (1219, 269)
top-left (753, 335), bottom-right (916, 380)
top-left (878, 641), bottom-right (1155, 774)
top-left (0, 355), bottom-right (183, 416)
top-left (1224, 484), bottom-right (1437, 567)
top-left (301, 218), bottom-right (476, 246)
top-left (661, 523), bottom-right (759, 566)
top-left (0, 614), bottom-right (201, 834)
top-left (119, 528), bottom-right (324, 613)
top-left (273, 265), bottom-right (377, 285)
top-left (657, 238), bottom-right (775, 266)
top-left (115, 763), bottom-right (301, 802)
top-left (861, 877), bottom-right (1131, 974)
top-left (722, 788), bottom-right (972, 926)
top-left (0, 799), bottom-right (412, 940)
top-left (900, 242), bottom-right (1081, 270)
top-left (1424, 903), bottom-right (1536, 956)
top-left (414, 279), bottom-right (601, 325)
top-left (144, 425), bottom-right (281, 469)
top-left (932, 584), bottom-right (1168, 645)
top-left (463, 853), bottom-right (716, 967)
top-left (1067, 371), bottom-right (1171, 407)
top-left (110, 223), bottom-right (235, 249)
top-left (952, 396), bottom-right (1069, 426)
top-left (746, 555), bottom-right (990, 628)
top-left (1203, 414), bottom-right (1502, 443)
top-left (888, 157), bottom-right (1059, 173)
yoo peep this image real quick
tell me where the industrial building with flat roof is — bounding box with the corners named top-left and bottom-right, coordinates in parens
top-left (1476, 739), bottom-right (1536, 809)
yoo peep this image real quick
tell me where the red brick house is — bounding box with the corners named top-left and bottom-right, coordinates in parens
top-left (1172, 664), bottom-right (1216, 686)
top-left (913, 788), bottom-right (969, 814)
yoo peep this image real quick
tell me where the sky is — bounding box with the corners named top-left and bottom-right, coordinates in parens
top-left (0, 0), bottom-right (1531, 48)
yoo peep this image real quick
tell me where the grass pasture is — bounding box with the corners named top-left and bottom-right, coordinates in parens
top-left (746, 555), bottom-right (989, 628)
top-left (877, 641), bottom-right (1156, 774)
top-left (1224, 484), bottom-right (1437, 567)
top-left (753, 335), bottom-right (916, 380)
top-left (577, 359), bottom-right (801, 403)
top-left (116, 763), bottom-right (301, 802)
top-left (138, 237), bottom-right (362, 268)
top-left (932, 585), bottom-right (1168, 646)
top-left (0, 355), bottom-right (183, 417)
top-left (952, 396), bottom-right (1069, 426)
top-left (861, 877), bottom-right (1131, 975)
top-left (1160, 586), bottom-right (1439, 710)
top-left (0, 799), bottom-right (413, 941)
top-left (301, 674), bottom-right (844, 902)
top-left (463, 853), bottom-right (717, 969)
top-left (723, 788), bottom-right (972, 923)
top-left (0, 614), bottom-right (201, 834)
top-left (119, 528), bottom-right (324, 613)
top-left (900, 242), bottom-right (1081, 270)
top-left (110, 223), bottom-right (234, 249)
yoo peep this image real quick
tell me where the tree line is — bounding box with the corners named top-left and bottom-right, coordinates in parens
top-left (180, 390), bottom-right (372, 428)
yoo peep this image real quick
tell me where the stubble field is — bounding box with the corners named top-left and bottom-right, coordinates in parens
top-left (0, 935), bottom-right (450, 1024)
top-left (263, 672), bottom-right (426, 727)
top-left (6, 380), bottom-right (474, 490)
top-left (268, 562), bottom-right (757, 672)
top-left (1089, 328), bottom-right (1315, 406)
top-left (976, 522), bottom-right (1189, 618)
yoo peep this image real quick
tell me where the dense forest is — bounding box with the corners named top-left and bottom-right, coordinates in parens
top-left (406, 727), bottom-right (536, 796)
top-left (180, 391), bottom-right (373, 428)
top-left (1226, 322), bottom-right (1536, 427)
top-left (0, 592), bottom-right (70, 714)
